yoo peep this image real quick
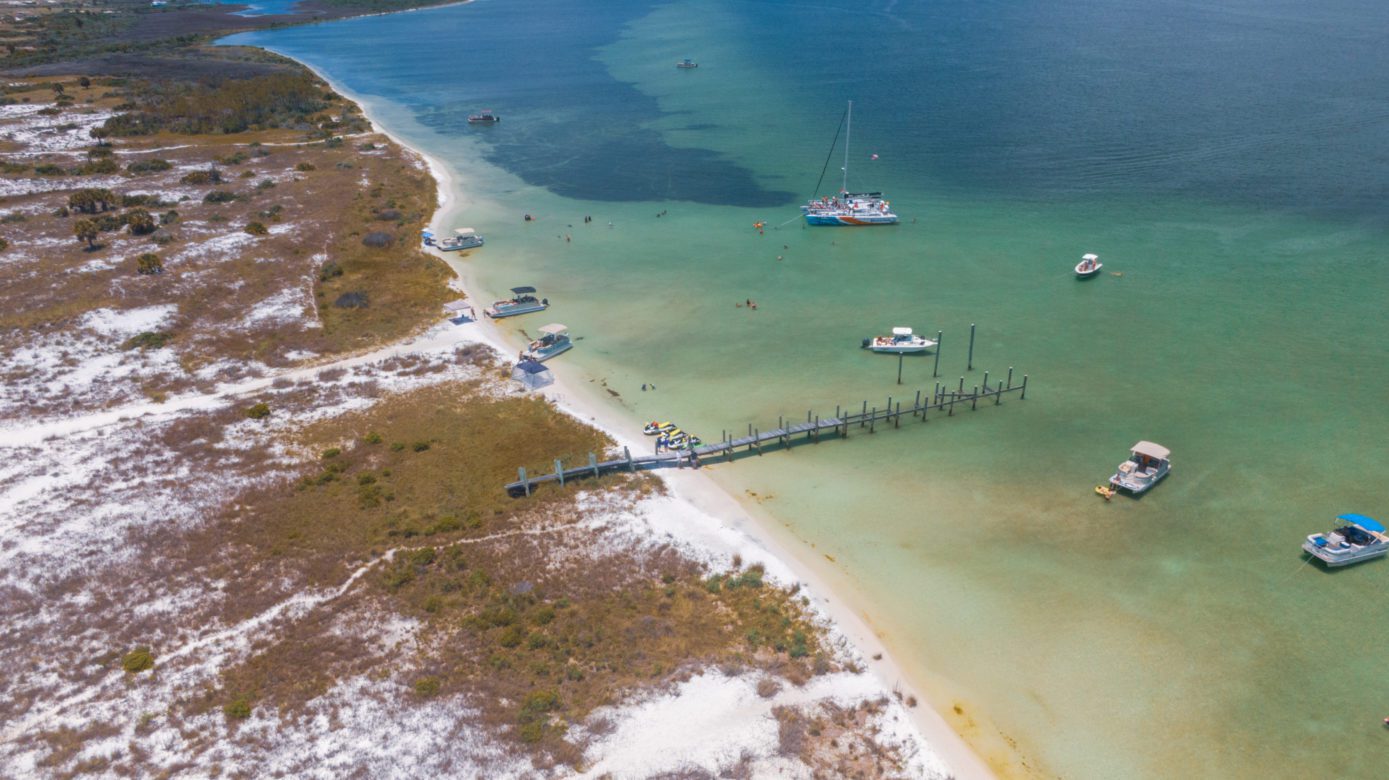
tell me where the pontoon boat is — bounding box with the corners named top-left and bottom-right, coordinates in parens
top-left (1303, 514), bottom-right (1389, 568)
top-left (1109, 441), bottom-right (1171, 494)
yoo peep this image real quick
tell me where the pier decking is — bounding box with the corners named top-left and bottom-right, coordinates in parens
top-left (505, 370), bottom-right (1029, 497)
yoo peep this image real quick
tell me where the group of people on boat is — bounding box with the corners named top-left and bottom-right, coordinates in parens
top-left (806, 195), bottom-right (890, 214)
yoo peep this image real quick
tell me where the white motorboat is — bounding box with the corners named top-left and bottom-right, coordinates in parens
top-left (1304, 514), bottom-right (1389, 568)
top-left (1075, 253), bottom-right (1102, 278)
top-left (435, 228), bottom-right (484, 252)
top-left (862, 327), bottom-right (936, 354)
top-left (485, 286), bottom-right (547, 318)
top-left (1108, 441), bottom-right (1171, 494)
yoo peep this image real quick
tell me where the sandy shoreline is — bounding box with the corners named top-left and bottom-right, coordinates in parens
top-left (294, 58), bottom-right (995, 779)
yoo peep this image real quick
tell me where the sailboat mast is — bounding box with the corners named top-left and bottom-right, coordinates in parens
top-left (842, 100), bottom-right (852, 194)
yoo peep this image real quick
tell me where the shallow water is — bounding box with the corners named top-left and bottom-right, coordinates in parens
top-left (228, 1), bottom-right (1389, 775)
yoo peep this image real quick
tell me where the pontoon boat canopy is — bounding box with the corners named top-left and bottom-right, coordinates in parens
top-left (511, 286), bottom-right (537, 294)
top-left (1082, 253), bottom-right (1099, 261)
top-left (892, 327), bottom-right (913, 336)
top-left (455, 228), bottom-right (477, 237)
top-left (539, 323), bottom-right (567, 336)
top-left (1130, 441), bottom-right (1170, 461)
top-left (1337, 514), bottom-right (1385, 533)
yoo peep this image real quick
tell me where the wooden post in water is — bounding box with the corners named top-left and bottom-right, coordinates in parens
top-left (1007, 366), bottom-right (1014, 389)
top-left (967, 323), bottom-right (976, 371)
top-left (996, 379), bottom-right (1004, 405)
top-left (1021, 374), bottom-right (1029, 400)
top-left (913, 389), bottom-right (921, 417)
top-left (555, 459), bottom-right (564, 487)
top-left (933, 331), bottom-right (942, 377)
top-left (895, 402), bottom-right (902, 428)
top-left (518, 467), bottom-right (530, 497)
top-left (870, 408), bottom-right (876, 433)
top-left (971, 386), bottom-right (979, 410)
top-left (861, 400), bottom-right (868, 427)
top-left (755, 428), bottom-right (762, 455)
top-left (897, 352), bottom-right (904, 385)
top-left (958, 376), bottom-right (965, 394)
top-left (983, 370), bottom-right (990, 391)
top-left (814, 415), bottom-right (820, 443)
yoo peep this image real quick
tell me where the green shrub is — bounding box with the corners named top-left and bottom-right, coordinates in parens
top-left (203, 190), bottom-right (238, 204)
top-left (160, 210), bottom-right (178, 225)
top-left (125, 209), bottom-right (156, 235)
top-left (34, 163), bottom-right (65, 176)
top-left (135, 253), bottom-right (162, 275)
top-left (498, 625), bottom-right (526, 648)
top-left (180, 169), bottom-right (221, 185)
top-left (321, 447), bottom-right (341, 459)
top-left (319, 261), bottom-right (343, 282)
top-left (363, 431), bottom-right (382, 445)
top-left (414, 677), bottom-right (441, 697)
top-left (223, 697), bottom-right (252, 720)
top-left (295, 162), bottom-right (316, 172)
top-left (412, 441), bottom-right (431, 453)
top-left (121, 647), bottom-right (155, 673)
top-left (244, 221), bottom-right (269, 236)
top-left (245, 402), bottom-right (271, 420)
top-left (121, 331), bottom-right (170, 350)
top-left (256, 178), bottom-right (276, 190)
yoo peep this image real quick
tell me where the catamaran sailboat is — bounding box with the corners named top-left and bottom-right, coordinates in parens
top-left (802, 101), bottom-right (898, 226)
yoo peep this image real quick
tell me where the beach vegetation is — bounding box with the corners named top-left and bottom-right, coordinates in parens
top-left (135, 253), bottom-right (163, 275)
top-left (121, 331), bottom-right (171, 351)
top-left (245, 402), bottom-right (271, 420)
top-left (121, 647), bottom-right (155, 673)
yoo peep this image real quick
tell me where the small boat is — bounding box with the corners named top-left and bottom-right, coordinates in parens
top-left (524, 323), bottom-right (572, 362)
top-left (668, 435), bottom-right (702, 450)
top-left (676, 58), bottom-right (698, 69)
top-left (1303, 514), bottom-right (1389, 568)
top-left (485, 286), bottom-right (548, 318)
top-left (436, 228), bottom-right (484, 252)
top-left (468, 110), bottom-right (500, 124)
top-left (1094, 484), bottom-right (1116, 501)
top-left (643, 420), bottom-right (677, 435)
top-left (1108, 441), bottom-right (1171, 494)
top-left (1075, 253), bottom-right (1102, 278)
top-left (802, 101), bottom-right (898, 226)
top-left (862, 327), bottom-right (936, 354)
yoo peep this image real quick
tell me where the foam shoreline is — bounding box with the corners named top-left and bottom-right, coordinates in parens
top-left (292, 58), bottom-right (995, 780)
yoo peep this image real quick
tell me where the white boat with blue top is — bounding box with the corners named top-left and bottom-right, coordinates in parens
top-left (485, 287), bottom-right (548, 319)
top-left (802, 101), bottom-right (898, 226)
top-left (1108, 441), bottom-right (1171, 494)
top-left (525, 323), bottom-right (572, 362)
top-left (1304, 514), bottom-right (1389, 568)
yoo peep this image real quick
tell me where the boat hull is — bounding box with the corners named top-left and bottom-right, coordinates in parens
top-left (867, 343), bottom-right (934, 354)
top-left (527, 341), bottom-right (572, 362)
top-left (485, 303), bottom-right (547, 318)
top-left (438, 238), bottom-right (484, 251)
top-left (1109, 464), bottom-right (1170, 493)
top-left (805, 212), bottom-right (898, 226)
top-left (1302, 540), bottom-right (1389, 567)
top-left (1075, 263), bottom-right (1103, 278)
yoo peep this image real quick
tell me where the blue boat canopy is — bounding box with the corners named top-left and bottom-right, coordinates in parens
top-left (1337, 514), bottom-right (1385, 533)
top-left (511, 286), bottom-right (537, 294)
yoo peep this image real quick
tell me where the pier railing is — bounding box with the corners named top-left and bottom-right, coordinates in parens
top-left (504, 368), bottom-right (1028, 497)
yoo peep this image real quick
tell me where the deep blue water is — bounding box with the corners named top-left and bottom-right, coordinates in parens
top-left (231, 0), bottom-right (1389, 218)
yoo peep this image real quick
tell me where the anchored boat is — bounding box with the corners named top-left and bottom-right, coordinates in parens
top-left (676, 58), bottom-right (698, 69)
top-left (862, 327), bottom-right (936, 354)
top-left (1075, 253), bottom-right (1102, 278)
top-left (643, 420), bottom-right (677, 435)
top-left (1108, 441), bottom-right (1171, 494)
top-left (468, 109), bottom-right (500, 124)
top-left (524, 323), bottom-right (572, 362)
top-left (485, 286), bottom-right (548, 319)
top-left (434, 228), bottom-right (484, 252)
top-left (1304, 514), bottom-right (1389, 568)
top-left (802, 101), bottom-right (898, 226)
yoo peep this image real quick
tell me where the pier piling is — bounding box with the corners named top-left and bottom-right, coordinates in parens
top-left (933, 331), bottom-right (942, 377)
top-left (968, 323), bottom-right (976, 371)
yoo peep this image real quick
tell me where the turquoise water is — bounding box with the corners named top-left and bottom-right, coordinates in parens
top-left (227, 1), bottom-right (1389, 776)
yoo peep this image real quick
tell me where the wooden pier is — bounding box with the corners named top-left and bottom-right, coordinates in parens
top-left (504, 369), bottom-right (1029, 497)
